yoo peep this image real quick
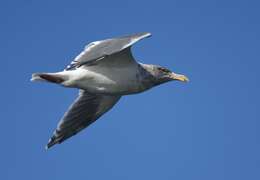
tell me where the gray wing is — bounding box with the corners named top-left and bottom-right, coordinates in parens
top-left (66, 32), bottom-right (151, 70)
top-left (46, 91), bottom-right (121, 149)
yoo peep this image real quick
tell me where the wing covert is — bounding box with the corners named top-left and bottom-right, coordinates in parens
top-left (66, 32), bottom-right (151, 70)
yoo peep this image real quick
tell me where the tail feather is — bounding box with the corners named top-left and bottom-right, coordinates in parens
top-left (31, 73), bottom-right (65, 84)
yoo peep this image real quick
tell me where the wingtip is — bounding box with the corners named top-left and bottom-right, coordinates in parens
top-left (45, 137), bottom-right (58, 150)
top-left (45, 141), bottom-right (52, 150)
top-left (145, 32), bottom-right (152, 36)
top-left (45, 142), bottom-right (55, 150)
top-left (138, 32), bottom-right (152, 39)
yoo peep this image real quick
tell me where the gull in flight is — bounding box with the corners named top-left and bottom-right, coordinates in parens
top-left (31, 32), bottom-right (189, 149)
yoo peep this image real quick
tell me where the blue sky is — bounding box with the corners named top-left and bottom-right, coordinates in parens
top-left (1, 0), bottom-right (259, 179)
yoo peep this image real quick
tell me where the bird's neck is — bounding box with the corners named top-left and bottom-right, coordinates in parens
top-left (137, 63), bottom-right (158, 88)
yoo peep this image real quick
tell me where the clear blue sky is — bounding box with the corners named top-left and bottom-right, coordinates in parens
top-left (1, 0), bottom-right (259, 179)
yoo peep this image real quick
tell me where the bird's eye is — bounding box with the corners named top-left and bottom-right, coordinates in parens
top-left (158, 67), bottom-right (171, 73)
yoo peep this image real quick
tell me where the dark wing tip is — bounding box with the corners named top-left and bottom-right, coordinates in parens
top-left (45, 131), bottom-right (66, 150)
top-left (45, 136), bottom-right (59, 150)
top-left (45, 128), bottom-right (82, 150)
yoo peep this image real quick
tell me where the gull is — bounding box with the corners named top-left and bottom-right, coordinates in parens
top-left (31, 32), bottom-right (189, 149)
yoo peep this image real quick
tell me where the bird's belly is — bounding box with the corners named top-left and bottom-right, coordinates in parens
top-left (73, 68), bottom-right (146, 95)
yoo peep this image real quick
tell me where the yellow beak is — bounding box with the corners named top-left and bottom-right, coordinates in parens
top-left (170, 73), bottom-right (189, 82)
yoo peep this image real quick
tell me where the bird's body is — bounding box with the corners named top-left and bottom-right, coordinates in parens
top-left (58, 59), bottom-right (152, 95)
top-left (31, 32), bottom-right (188, 149)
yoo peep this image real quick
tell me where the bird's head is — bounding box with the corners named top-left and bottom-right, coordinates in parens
top-left (151, 65), bottom-right (189, 85)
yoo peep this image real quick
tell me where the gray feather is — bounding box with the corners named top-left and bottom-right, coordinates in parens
top-left (66, 32), bottom-right (151, 70)
top-left (46, 91), bottom-right (120, 149)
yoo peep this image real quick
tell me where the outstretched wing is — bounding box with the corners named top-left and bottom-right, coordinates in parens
top-left (66, 32), bottom-right (151, 70)
top-left (46, 91), bottom-right (121, 149)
